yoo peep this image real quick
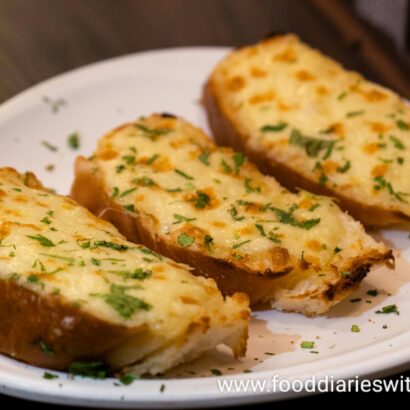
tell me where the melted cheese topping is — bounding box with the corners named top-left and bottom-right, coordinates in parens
top-left (210, 34), bottom-right (410, 217)
top-left (0, 169), bottom-right (243, 339)
top-left (90, 115), bottom-right (385, 277)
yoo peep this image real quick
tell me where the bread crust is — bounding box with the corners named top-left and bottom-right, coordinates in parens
top-left (203, 81), bottom-right (410, 227)
top-left (71, 157), bottom-right (290, 305)
top-left (0, 277), bottom-right (136, 370)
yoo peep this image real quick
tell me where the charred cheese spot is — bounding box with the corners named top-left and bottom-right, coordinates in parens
top-left (372, 164), bottom-right (388, 177)
top-left (367, 122), bottom-right (390, 134)
top-left (248, 91), bottom-right (275, 105)
top-left (305, 239), bottom-right (322, 252)
top-left (294, 70), bottom-right (316, 81)
top-left (316, 85), bottom-right (329, 96)
top-left (273, 47), bottom-right (296, 63)
top-left (98, 149), bottom-right (119, 160)
top-left (362, 143), bottom-right (380, 154)
top-left (277, 101), bottom-right (298, 111)
top-left (211, 221), bottom-right (226, 227)
top-left (151, 157), bottom-right (174, 172)
top-left (250, 67), bottom-right (267, 77)
top-left (226, 76), bottom-right (246, 92)
top-left (322, 160), bottom-right (339, 174)
top-left (359, 88), bottom-right (387, 102)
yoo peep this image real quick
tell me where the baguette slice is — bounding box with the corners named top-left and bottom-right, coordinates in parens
top-left (0, 167), bottom-right (248, 375)
top-left (204, 34), bottom-right (410, 226)
top-left (71, 114), bottom-right (393, 316)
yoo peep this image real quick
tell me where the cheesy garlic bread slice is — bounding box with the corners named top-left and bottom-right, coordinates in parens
top-left (71, 114), bottom-right (392, 316)
top-left (204, 34), bottom-right (410, 226)
top-left (0, 168), bottom-right (248, 375)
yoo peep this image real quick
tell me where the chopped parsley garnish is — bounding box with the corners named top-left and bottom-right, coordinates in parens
top-left (289, 129), bottom-right (335, 159)
top-left (78, 239), bottom-right (91, 249)
top-left (337, 91), bottom-right (348, 100)
top-left (40, 253), bottom-right (75, 265)
top-left (210, 368), bottom-right (223, 376)
top-left (195, 191), bottom-right (210, 209)
top-left (160, 384), bottom-right (166, 393)
top-left (260, 122), bottom-right (288, 132)
top-left (255, 224), bottom-right (266, 236)
top-left (177, 233), bottom-right (195, 247)
top-left (174, 168), bottom-right (194, 180)
top-left (232, 239), bottom-right (251, 249)
top-left (173, 214), bottom-right (196, 224)
top-left (41, 216), bottom-right (52, 225)
top-left (229, 205), bottom-right (245, 221)
top-left (346, 110), bottom-right (365, 118)
top-left (337, 160), bottom-right (351, 173)
top-left (396, 119), bottom-right (409, 130)
top-left (42, 141), bottom-right (58, 152)
top-left (244, 178), bottom-right (261, 193)
top-left (374, 176), bottom-right (409, 203)
top-left (122, 155), bottom-right (136, 165)
top-left (309, 203), bottom-right (320, 212)
top-left (133, 176), bottom-right (155, 187)
top-left (91, 257), bottom-right (101, 266)
top-left (26, 234), bottom-right (55, 247)
top-left (68, 361), bottom-right (110, 379)
top-left (204, 235), bottom-right (214, 251)
top-left (301, 341), bottom-right (314, 349)
top-left (367, 289), bottom-right (379, 297)
top-left (389, 135), bottom-right (405, 150)
top-left (97, 284), bottom-right (151, 319)
top-left (198, 151), bottom-right (211, 166)
top-left (138, 246), bottom-right (162, 260)
top-left (112, 268), bottom-right (152, 280)
top-left (111, 187), bottom-right (120, 199)
top-left (119, 187), bottom-right (137, 198)
top-left (166, 187), bottom-right (183, 193)
top-left (43, 372), bottom-right (58, 380)
top-left (123, 204), bottom-right (135, 212)
top-left (262, 203), bottom-right (320, 230)
top-left (39, 339), bottom-right (54, 355)
top-left (233, 152), bottom-right (245, 173)
top-left (350, 298), bottom-right (361, 303)
top-left (67, 132), bottom-right (80, 149)
top-left (119, 374), bottom-right (136, 385)
top-left (42, 96), bottom-right (66, 113)
top-left (147, 153), bottom-right (159, 165)
top-left (116, 164), bottom-right (126, 174)
top-left (351, 325), bottom-right (360, 333)
top-left (135, 123), bottom-right (171, 139)
top-left (341, 271), bottom-right (351, 277)
top-left (221, 159), bottom-right (233, 173)
top-left (375, 304), bottom-right (399, 315)
top-left (94, 240), bottom-right (129, 251)
top-left (318, 174), bottom-right (328, 186)
top-left (334, 246), bottom-right (342, 253)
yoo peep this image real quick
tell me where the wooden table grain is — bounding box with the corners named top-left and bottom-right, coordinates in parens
top-left (0, 0), bottom-right (408, 406)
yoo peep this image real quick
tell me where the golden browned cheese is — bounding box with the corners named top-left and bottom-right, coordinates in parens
top-left (0, 168), bottom-right (249, 375)
top-left (205, 34), bottom-right (410, 226)
top-left (71, 114), bottom-right (392, 316)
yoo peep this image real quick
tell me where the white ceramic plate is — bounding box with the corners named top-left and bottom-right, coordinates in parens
top-left (0, 47), bottom-right (409, 408)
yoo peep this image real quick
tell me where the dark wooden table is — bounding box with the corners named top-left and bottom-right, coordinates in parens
top-left (0, 0), bottom-right (408, 407)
